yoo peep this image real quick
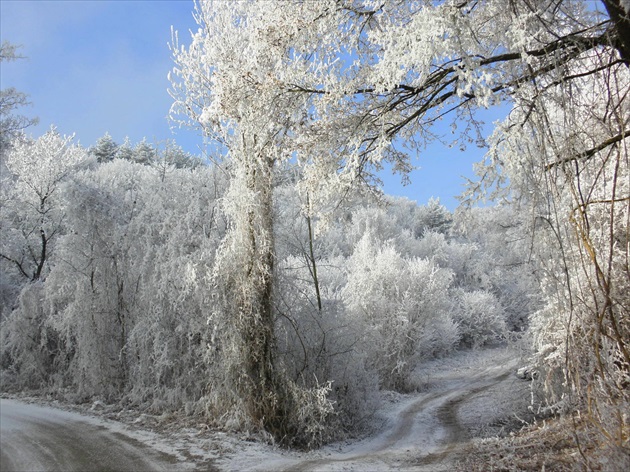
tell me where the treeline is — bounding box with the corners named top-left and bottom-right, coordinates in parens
top-left (88, 132), bottom-right (203, 169)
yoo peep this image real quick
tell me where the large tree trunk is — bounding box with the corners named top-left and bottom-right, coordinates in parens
top-left (214, 144), bottom-right (290, 438)
top-left (239, 156), bottom-right (280, 430)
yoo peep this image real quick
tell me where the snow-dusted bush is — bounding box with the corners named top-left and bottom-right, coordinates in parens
top-left (0, 283), bottom-right (52, 388)
top-left (334, 197), bottom-right (452, 260)
top-left (344, 234), bottom-right (458, 391)
top-left (453, 290), bottom-right (507, 349)
top-left (275, 251), bottom-right (380, 433)
top-left (413, 229), bottom-right (450, 266)
top-left (451, 206), bottom-right (540, 332)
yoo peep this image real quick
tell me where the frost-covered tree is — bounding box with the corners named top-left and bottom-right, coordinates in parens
top-left (0, 127), bottom-right (87, 283)
top-left (0, 42), bottom-right (38, 154)
top-left (451, 205), bottom-right (540, 331)
top-left (0, 128), bottom-right (86, 384)
top-left (472, 48), bottom-right (630, 463)
top-left (273, 181), bottom-right (380, 432)
top-left (454, 2), bottom-right (629, 463)
top-left (170, 1), bottom-right (336, 444)
top-left (171, 1), bottom-right (626, 210)
top-left (116, 136), bottom-right (135, 161)
top-left (42, 159), bottom-right (227, 401)
top-left (89, 132), bottom-right (118, 164)
top-left (161, 139), bottom-right (202, 169)
top-left (416, 198), bottom-right (452, 235)
top-left (152, 140), bottom-right (202, 182)
top-left (133, 138), bottom-right (156, 165)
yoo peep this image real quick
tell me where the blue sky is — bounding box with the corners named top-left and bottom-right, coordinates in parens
top-left (1, 0), bottom-right (505, 210)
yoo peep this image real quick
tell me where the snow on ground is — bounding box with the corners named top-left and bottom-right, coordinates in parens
top-left (1, 344), bottom-right (532, 471)
top-left (218, 344), bottom-right (533, 471)
top-left (0, 397), bottom-right (204, 471)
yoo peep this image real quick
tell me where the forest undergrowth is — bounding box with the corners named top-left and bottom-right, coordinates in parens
top-left (461, 415), bottom-right (630, 472)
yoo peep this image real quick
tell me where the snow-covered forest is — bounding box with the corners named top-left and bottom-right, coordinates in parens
top-left (1, 1), bottom-right (629, 470)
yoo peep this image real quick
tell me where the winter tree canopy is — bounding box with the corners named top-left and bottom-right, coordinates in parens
top-left (0, 128), bottom-right (87, 282)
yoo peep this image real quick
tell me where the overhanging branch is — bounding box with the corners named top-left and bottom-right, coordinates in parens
top-left (545, 129), bottom-right (630, 171)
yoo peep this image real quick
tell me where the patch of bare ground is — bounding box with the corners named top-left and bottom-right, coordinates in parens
top-left (457, 415), bottom-right (630, 472)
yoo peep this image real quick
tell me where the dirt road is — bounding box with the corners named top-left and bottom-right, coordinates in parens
top-left (0, 398), bottom-right (195, 472)
top-left (1, 348), bottom-right (526, 472)
top-left (272, 349), bottom-right (523, 472)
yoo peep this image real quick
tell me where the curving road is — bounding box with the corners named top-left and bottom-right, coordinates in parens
top-left (2, 349), bottom-right (524, 472)
top-left (278, 354), bottom-right (520, 472)
top-left (0, 398), bottom-right (192, 472)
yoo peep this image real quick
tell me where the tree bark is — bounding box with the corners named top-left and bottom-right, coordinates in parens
top-left (602, 0), bottom-right (630, 65)
top-left (221, 149), bottom-right (289, 439)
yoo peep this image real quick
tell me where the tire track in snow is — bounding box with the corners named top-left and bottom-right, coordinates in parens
top-left (282, 360), bottom-right (517, 472)
top-left (412, 369), bottom-right (513, 469)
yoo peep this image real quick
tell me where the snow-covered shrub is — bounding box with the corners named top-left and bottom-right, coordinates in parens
top-left (334, 197), bottom-right (453, 261)
top-left (453, 290), bottom-right (508, 348)
top-left (413, 229), bottom-right (449, 266)
top-left (275, 253), bottom-right (379, 434)
top-left (0, 283), bottom-right (53, 388)
top-left (344, 234), bottom-right (457, 391)
top-left (0, 278), bottom-right (20, 322)
top-left (279, 379), bottom-right (336, 449)
top-left (119, 165), bottom-right (225, 408)
top-left (42, 161), bottom-right (146, 399)
top-left (450, 206), bottom-right (541, 332)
